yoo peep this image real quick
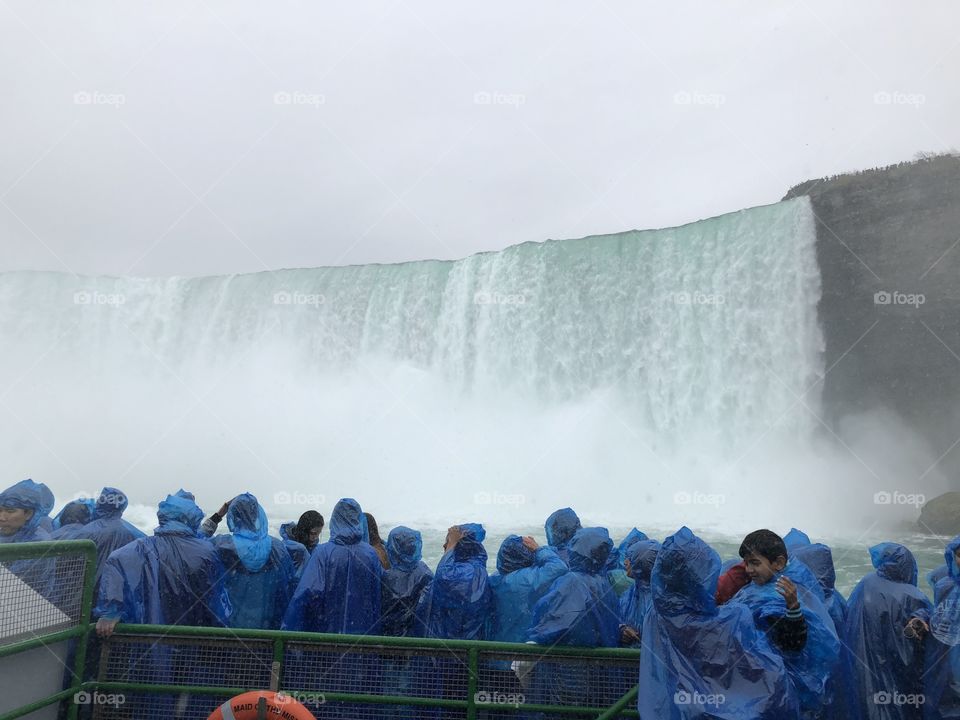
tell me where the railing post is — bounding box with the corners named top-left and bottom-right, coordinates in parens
top-left (270, 638), bottom-right (284, 692)
top-left (67, 542), bottom-right (98, 720)
top-left (466, 646), bottom-right (478, 720)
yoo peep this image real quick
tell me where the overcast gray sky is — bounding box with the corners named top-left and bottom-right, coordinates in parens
top-left (1, 1), bottom-right (958, 277)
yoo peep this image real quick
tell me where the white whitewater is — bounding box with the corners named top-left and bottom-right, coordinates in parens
top-left (0, 196), bottom-right (843, 532)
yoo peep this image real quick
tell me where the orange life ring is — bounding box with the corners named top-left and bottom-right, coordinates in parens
top-left (207, 691), bottom-right (316, 720)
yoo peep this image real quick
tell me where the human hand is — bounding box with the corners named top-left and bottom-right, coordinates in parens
top-left (905, 617), bottom-right (929, 639)
top-left (775, 576), bottom-right (799, 610)
top-left (444, 526), bottom-right (464, 552)
top-left (521, 536), bottom-right (539, 552)
top-left (96, 618), bottom-right (119, 638)
top-left (620, 625), bottom-right (641, 645)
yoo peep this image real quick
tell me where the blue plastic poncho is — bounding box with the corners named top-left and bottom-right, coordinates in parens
top-left (0, 479), bottom-right (54, 543)
top-left (381, 527), bottom-right (433, 637)
top-left (920, 535), bottom-right (960, 718)
top-left (784, 528), bottom-right (812, 550)
top-left (528, 527), bottom-right (619, 647)
top-left (840, 543), bottom-right (931, 720)
top-left (225, 493), bottom-right (271, 571)
top-left (279, 521), bottom-right (311, 577)
top-left (93, 493), bottom-right (231, 626)
top-left (929, 562), bottom-right (950, 603)
top-left (544, 507), bottom-right (581, 565)
top-left (526, 527), bottom-right (624, 712)
top-left (210, 494), bottom-right (295, 630)
top-left (282, 498), bottom-right (382, 634)
top-left (638, 527), bottom-right (799, 719)
top-left (605, 527), bottom-right (649, 595)
top-left (791, 543), bottom-right (847, 633)
top-left (618, 539), bottom-right (660, 647)
top-left (73, 487), bottom-right (146, 589)
top-left (52, 498), bottom-right (94, 531)
top-left (49, 500), bottom-right (94, 539)
top-left (416, 523), bottom-right (491, 640)
top-left (487, 535), bottom-right (567, 643)
top-left (731, 555), bottom-right (839, 715)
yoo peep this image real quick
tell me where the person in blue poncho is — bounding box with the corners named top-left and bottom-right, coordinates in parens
top-left (528, 526), bottom-right (619, 647)
top-left (93, 492), bottom-right (230, 720)
top-left (210, 493), bottom-right (296, 630)
top-left (841, 543), bottom-right (931, 720)
top-left (380, 526), bottom-right (434, 719)
top-left (416, 523), bottom-right (492, 639)
top-left (791, 542), bottom-right (847, 634)
top-left (382, 526), bottom-right (433, 637)
top-left (73, 487), bottom-right (146, 589)
top-left (0, 479), bottom-right (54, 543)
top-left (605, 527), bottom-right (648, 596)
top-left (49, 500), bottom-right (94, 539)
top-left (544, 508), bottom-right (581, 565)
top-left (281, 499), bottom-right (380, 720)
top-left (526, 527), bottom-right (623, 716)
top-left (413, 523), bottom-right (492, 720)
top-left (488, 534), bottom-right (567, 644)
top-left (280, 510), bottom-right (324, 553)
top-left (93, 492), bottom-right (231, 634)
top-left (731, 529), bottom-right (839, 718)
top-left (278, 522), bottom-right (311, 577)
top-left (928, 562), bottom-right (950, 603)
top-left (0, 479), bottom-right (58, 602)
top-left (784, 527), bottom-right (812, 550)
top-left (908, 534), bottom-right (960, 719)
top-left (618, 538), bottom-right (660, 647)
top-left (282, 498), bottom-right (381, 633)
top-left (637, 526), bottom-right (799, 719)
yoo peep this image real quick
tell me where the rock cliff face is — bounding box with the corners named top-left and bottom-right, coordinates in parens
top-left (785, 156), bottom-right (960, 481)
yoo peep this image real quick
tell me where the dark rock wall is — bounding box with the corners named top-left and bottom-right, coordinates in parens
top-left (785, 156), bottom-right (960, 479)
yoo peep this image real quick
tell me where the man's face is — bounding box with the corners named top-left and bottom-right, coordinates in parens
top-left (307, 526), bottom-right (322, 546)
top-left (0, 507), bottom-right (33, 536)
top-left (742, 552), bottom-right (786, 585)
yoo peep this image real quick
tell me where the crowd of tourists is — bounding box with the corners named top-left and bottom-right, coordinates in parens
top-left (2, 477), bottom-right (958, 719)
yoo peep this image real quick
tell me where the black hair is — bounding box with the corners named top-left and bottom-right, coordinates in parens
top-left (59, 501), bottom-right (92, 526)
top-left (296, 510), bottom-right (324, 532)
top-left (738, 529), bottom-right (788, 563)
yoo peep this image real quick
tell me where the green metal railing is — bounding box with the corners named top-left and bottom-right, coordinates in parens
top-left (0, 540), bottom-right (98, 720)
top-left (1, 541), bottom-right (641, 719)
